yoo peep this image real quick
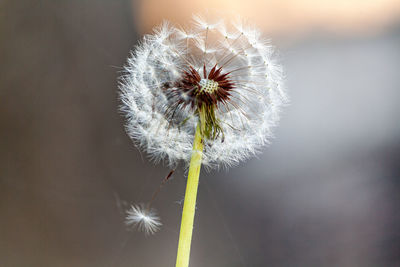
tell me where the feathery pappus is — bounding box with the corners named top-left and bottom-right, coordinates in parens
top-left (125, 204), bottom-right (162, 235)
top-left (119, 15), bottom-right (288, 169)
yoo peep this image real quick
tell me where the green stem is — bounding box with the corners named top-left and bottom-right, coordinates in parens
top-left (176, 124), bottom-right (204, 267)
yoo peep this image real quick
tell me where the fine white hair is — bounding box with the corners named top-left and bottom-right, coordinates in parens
top-left (119, 15), bottom-right (288, 169)
top-left (125, 204), bottom-right (162, 235)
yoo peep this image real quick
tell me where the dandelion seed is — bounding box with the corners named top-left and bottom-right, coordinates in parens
top-left (125, 204), bottom-right (162, 235)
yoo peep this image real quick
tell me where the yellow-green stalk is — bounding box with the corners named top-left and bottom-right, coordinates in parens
top-left (176, 124), bottom-right (204, 267)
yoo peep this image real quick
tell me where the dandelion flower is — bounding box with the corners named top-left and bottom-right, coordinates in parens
top-left (119, 15), bottom-right (288, 267)
top-left (119, 15), bottom-right (288, 169)
top-left (126, 204), bottom-right (162, 235)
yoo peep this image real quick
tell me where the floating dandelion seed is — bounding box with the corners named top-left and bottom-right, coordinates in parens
top-left (125, 170), bottom-right (175, 235)
top-left (119, 14), bottom-right (288, 267)
top-left (126, 204), bottom-right (162, 235)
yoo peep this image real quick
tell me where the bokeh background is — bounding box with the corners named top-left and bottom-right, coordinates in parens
top-left (1, 0), bottom-right (400, 266)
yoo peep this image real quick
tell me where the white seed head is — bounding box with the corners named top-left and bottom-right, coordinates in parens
top-left (125, 204), bottom-right (162, 235)
top-left (119, 15), bottom-right (288, 169)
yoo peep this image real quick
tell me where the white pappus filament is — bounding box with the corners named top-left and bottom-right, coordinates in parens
top-left (125, 204), bottom-right (162, 235)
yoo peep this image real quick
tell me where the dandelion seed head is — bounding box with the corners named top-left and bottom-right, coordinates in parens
top-left (126, 204), bottom-right (162, 235)
top-left (119, 15), bottom-right (288, 169)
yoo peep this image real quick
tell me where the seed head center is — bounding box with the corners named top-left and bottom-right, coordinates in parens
top-left (199, 78), bottom-right (219, 94)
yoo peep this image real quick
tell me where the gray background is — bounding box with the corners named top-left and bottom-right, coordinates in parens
top-left (1, 1), bottom-right (399, 266)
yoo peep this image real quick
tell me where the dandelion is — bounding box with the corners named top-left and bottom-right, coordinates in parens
top-left (119, 14), bottom-right (287, 267)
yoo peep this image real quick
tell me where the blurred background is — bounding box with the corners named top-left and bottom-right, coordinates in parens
top-left (1, 0), bottom-right (400, 266)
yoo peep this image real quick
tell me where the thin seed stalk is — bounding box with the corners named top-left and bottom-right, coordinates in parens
top-left (176, 124), bottom-right (204, 267)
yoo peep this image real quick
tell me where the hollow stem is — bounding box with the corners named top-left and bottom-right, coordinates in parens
top-left (176, 124), bottom-right (204, 267)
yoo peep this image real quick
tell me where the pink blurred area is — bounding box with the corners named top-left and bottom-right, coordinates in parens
top-left (136, 0), bottom-right (400, 36)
